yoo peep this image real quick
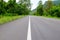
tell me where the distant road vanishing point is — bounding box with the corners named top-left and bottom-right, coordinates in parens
top-left (0, 16), bottom-right (60, 40)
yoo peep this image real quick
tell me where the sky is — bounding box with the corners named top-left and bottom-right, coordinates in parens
top-left (31, 0), bottom-right (47, 10)
top-left (4, 0), bottom-right (47, 10)
top-left (4, 0), bottom-right (19, 2)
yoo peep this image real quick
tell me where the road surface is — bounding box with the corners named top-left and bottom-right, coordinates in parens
top-left (31, 16), bottom-right (60, 40)
top-left (0, 16), bottom-right (29, 40)
top-left (0, 16), bottom-right (60, 40)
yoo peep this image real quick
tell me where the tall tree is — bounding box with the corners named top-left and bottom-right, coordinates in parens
top-left (37, 0), bottom-right (43, 16)
top-left (45, 0), bottom-right (53, 15)
top-left (0, 0), bottom-right (6, 15)
top-left (19, 0), bottom-right (30, 8)
top-left (5, 0), bottom-right (17, 14)
top-left (45, 0), bottom-right (53, 11)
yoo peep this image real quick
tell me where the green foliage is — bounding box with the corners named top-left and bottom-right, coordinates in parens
top-left (0, 0), bottom-right (30, 15)
top-left (37, 0), bottom-right (43, 16)
top-left (0, 1), bottom-right (6, 15)
top-left (0, 16), bottom-right (23, 24)
top-left (35, 0), bottom-right (60, 17)
top-left (48, 5), bottom-right (60, 17)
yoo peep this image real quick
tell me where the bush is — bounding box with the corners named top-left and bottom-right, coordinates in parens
top-left (48, 6), bottom-right (60, 17)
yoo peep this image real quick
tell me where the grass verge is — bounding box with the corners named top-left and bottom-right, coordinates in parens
top-left (40, 15), bottom-right (60, 20)
top-left (0, 15), bottom-right (24, 25)
top-left (32, 15), bottom-right (60, 20)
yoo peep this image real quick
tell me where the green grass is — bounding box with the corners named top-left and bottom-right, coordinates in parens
top-left (41, 15), bottom-right (60, 20)
top-left (0, 15), bottom-right (24, 25)
top-left (32, 15), bottom-right (60, 20)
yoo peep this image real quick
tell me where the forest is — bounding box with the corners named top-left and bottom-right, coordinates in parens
top-left (0, 0), bottom-right (30, 24)
top-left (34, 0), bottom-right (60, 17)
top-left (0, 0), bottom-right (30, 15)
top-left (0, 0), bottom-right (60, 24)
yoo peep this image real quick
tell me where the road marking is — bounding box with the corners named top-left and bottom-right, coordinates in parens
top-left (27, 16), bottom-right (32, 40)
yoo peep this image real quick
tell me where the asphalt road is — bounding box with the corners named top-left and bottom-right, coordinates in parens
top-left (31, 16), bottom-right (60, 40)
top-left (0, 16), bottom-right (29, 40)
top-left (0, 16), bottom-right (60, 40)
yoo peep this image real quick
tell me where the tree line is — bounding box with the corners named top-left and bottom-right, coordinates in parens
top-left (0, 0), bottom-right (31, 16)
top-left (34, 0), bottom-right (60, 17)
